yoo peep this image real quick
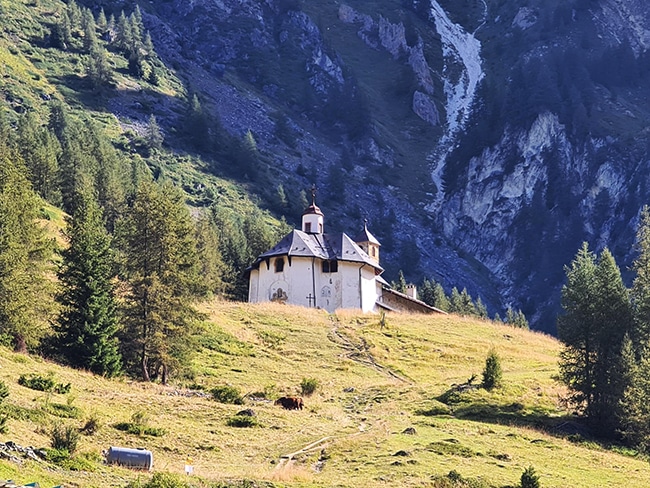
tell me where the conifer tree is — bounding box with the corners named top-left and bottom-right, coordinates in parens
top-left (116, 11), bottom-right (132, 52)
top-left (0, 143), bottom-right (54, 352)
top-left (558, 243), bottom-right (598, 416)
top-left (459, 288), bottom-right (477, 316)
top-left (393, 271), bottom-right (407, 293)
top-left (97, 8), bottom-right (107, 33)
top-left (631, 205), bottom-right (650, 350)
top-left (118, 181), bottom-right (199, 383)
top-left (475, 297), bottom-right (488, 319)
top-left (193, 213), bottom-right (226, 297)
top-left (145, 114), bottom-right (163, 153)
top-left (432, 282), bottom-right (450, 311)
top-left (590, 248), bottom-right (633, 432)
top-left (55, 189), bottom-right (122, 377)
top-left (619, 336), bottom-right (650, 451)
top-left (558, 243), bottom-right (634, 434)
top-left (419, 278), bottom-right (435, 306)
top-left (81, 8), bottom-right (97, 52)
top-left (87, 45), bottom-right (113, 88)
top-left (449, 287), bottom-right (462, 313)
top-left (17, 112), bottom-right (61, 204)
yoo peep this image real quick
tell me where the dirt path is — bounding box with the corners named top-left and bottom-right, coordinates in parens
top-left (327, 320), bottom-right (411, 384)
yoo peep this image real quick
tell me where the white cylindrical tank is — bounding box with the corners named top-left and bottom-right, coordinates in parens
top-left (105, 446), bottom-right (153, 470)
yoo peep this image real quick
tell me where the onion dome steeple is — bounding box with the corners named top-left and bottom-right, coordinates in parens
top-left (301, 185), bottom-right (324, 234)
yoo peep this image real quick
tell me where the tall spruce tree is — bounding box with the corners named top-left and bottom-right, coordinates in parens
top-left (558, 243), bottom-right (633, 434)
top-left (631, 205), bottom-right (650, 350)
top-left (118, 181), bottom-right (199, 383)
top-left (0, 143), bottom-right (54, 352)
top-left (432, 282), bottom-right (450, 311)
top-left (591, 248), bottom-right (634, 432)
top-left (55, 189), bottom-right (122, 377)
top-left (557, 243), bottom-right (598, 416)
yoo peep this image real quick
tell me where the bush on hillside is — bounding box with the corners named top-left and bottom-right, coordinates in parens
top-left (300, 377), bottom-right (319, 396)
top-left (226, 414), bottom-right (259, 428)
top-left (482, 348), bottom-right (503, 390)
top-left (18, 373), bottom-right (71, 394)
top-left (126, 472), bottom-right (191, 488)
top-left (211, 385), bottom-right (244, 404)
top-left (521, 466), bottom-right (541, 488)
top-left (50, 422), bottom-right (79, 455)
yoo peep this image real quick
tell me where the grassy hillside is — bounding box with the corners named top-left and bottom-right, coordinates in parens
top-left (1, 302), bottom-right (649, 487)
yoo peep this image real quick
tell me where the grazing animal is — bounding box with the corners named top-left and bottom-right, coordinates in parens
top-left (275, 396), bottom-right (304, 410)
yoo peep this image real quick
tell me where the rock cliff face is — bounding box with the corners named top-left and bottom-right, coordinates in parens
top-left (134, 0), bottom-right (650, 331)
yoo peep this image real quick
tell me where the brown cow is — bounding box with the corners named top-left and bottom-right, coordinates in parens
top-left (274, 396), bottom-right (304, 410)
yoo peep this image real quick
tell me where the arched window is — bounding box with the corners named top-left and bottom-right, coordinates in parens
top-left (275, 258), bottom-right (285, 273)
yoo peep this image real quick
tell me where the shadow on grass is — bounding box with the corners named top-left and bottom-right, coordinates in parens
top-left (426, 385), bottom-right (590, 440)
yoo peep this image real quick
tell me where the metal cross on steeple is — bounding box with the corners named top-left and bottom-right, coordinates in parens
top-left (310, 184), bottom-right (318, 205)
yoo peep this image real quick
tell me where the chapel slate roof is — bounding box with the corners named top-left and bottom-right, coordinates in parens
top-left (353, 224), bottom-right (381, 246)
top-left (249, 230), bottom-right (382, 271)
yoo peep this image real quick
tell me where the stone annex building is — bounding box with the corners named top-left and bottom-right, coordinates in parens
top-left (247, 194), bottom-right (443, 315)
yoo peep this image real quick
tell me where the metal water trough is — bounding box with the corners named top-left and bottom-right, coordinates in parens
top-left (105, 447), bottom-right (153, 470)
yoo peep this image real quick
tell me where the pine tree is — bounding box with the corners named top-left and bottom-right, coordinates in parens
top-left (97, 8), bottom-right (107, 33)
top-left (482, 348), bottom-right (503, 390)
top-left (631, 205), bottom-right (650, 350)
top-left (0, 143), bottom-right (54, 352)
top-left (17, 112), bottom-right (61, 204)
top-left (116, 11), bottom-right (132, 52)
top-left (475, 297), bottom-right (488, 319)
top-left (419, 278), bottom-right (435, 306)
top-left (186, 94), bottom-right (211, 151)
top-left (590, 248), bottom-right (634, 432)
top-left (55, 189), bottom-right (122, 377)
top-left (558, 243), bottom-right (598, 416)
top-left (81, 8), bottom-right (97, 52)
top-left (193, 213), bottom-right (226, 297)
top-left (619, 336), bottom-right (650, 452)
top-left (558, 243), bottom-right (634, 434)
top-left (449, 287), bottom-right (462, 313)
top-left (144, 114), bottom-right (163, 153)
top-left (459, 288), bottom-right (477, 316)
top-left (393, 271), bottom-right (407, 293)
top-left (118, 181), bottom-right (199, 383)
top-left (87, 45), bottom-right (113, 88)
top-left (432, 282), bottom-right (450, 311)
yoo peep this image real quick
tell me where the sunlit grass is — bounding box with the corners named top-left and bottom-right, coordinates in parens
top-left (0, 301), bottom-right (648, 487)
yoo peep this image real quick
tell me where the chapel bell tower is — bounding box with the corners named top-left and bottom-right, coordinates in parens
top-left (302, 185), bottom-right (324, 234)
top-left (354, 219), bottom-right (381, 264)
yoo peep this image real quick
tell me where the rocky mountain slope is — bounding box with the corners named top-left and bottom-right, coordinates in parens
top-left (5, 0), bottom-right (650, 331)
top-left (133, 0), bottom-right (650, 331)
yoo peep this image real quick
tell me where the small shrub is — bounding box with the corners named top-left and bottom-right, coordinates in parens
top-left (0, 415), bottom-right (8, 434)
top-left (482, 348), bottom-right (503, 390)
top-left (521, 466), bottom-right (540, 488)
top-left (18, 374), bottom-right (70, 394)
top-left (126, 472), bottom-right (191, 488)
top-left (114, 410), bottom-right (166, 437)
top-left (211, 385), bottom-right (244, 405)
top-left (226, 414), bottom-right (259, 428)
top-left (81, 414), bottom-right (101, 435)
top-left (300, 377), bottom-right (319, 396)
top-left (19, 373), bottom-right (55, 392)
top-left (44, 447), bottom-right (71, 464)
top-left (0, 381), bottom-right (9, 404)
top-left (50, 423), bottom-right (79, 455)
top-left (44, 402), bottom-right (82, 419)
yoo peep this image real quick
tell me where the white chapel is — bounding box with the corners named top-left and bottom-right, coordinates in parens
top-left (247, 194), bottom-right (386, 313)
